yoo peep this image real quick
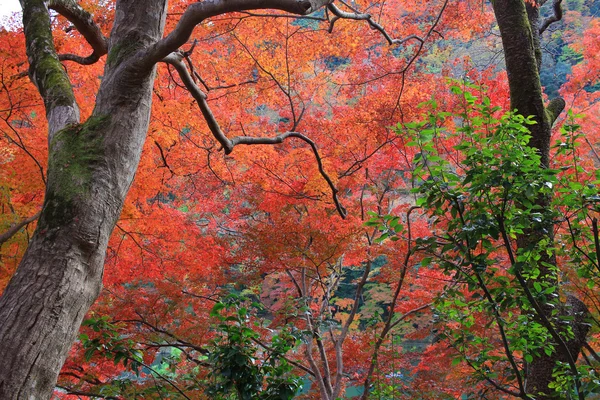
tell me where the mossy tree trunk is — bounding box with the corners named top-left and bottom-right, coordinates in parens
top-left (0, 1), bottom-right (168, 398)
top-left (0, 0), bottom-right (332, 398)
top-left (491, 0), bottom-right (589, 398)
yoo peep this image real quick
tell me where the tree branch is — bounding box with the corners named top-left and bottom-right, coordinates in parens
top-left (57, 53), bottom-right (103, 66)
top-left (584, 342), bottom-right (600, 363)
top-left (250, 337), bottom-right (315, 376)
top-left (539, 0), bottom-right (563, 35)
top-left (231, 132), bottom-right (346, 217)
top-left (0, 212), bottom-right (40, 247)
top-left (546, 97), bottom-right (566, 125)
top-left (162, 51), bottom-right (347, 218)
top-left (327, 3), bottom-right (422, 46)
top-left (55, 386), bottom-right (118, 399)
top-left (238, 11), bottom-right (327, 20)
top-left (21, 0), bottom-right (80, 137)
top-left (140, 0), bottom-right (333, 69)
top-left (49, 0), bottom-right (108, 65)
top-left (328, 0), bottom-right (447, 48)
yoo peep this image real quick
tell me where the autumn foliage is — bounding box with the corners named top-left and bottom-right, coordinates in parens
top-left (0, 0), bottom-right (599, 398)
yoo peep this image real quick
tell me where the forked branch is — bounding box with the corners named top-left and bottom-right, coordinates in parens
top-left (48, 0), bottom-right (108, 65)
top-left (327, 0), bottom-right (448, 46)
top-left (162, 51), bottom-right (347, 218)
top-left (327, 3), bottom-right (421, 45)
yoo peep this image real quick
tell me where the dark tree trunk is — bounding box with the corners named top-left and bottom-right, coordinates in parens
top-left (491, 0), bottom-right (589, 398)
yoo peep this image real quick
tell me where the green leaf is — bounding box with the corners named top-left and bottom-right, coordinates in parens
top-left (210, 302), bottom-right (226, 317)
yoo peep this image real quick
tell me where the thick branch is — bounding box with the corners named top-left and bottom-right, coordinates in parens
top-left (546, 97), bottom-right (566, 125)
top-left (162, 52), bottom-right (347, 218)
top-left (49, 0), bottom-right (108, 65)
top-left (20, 0), bottom-right (80, 136)
top-left (140, 0), bottom-right (332, 68)
top-left (0, 212), bottom-right (40, 247)
top-left (539, 0), bottom-right (563, 35)
top-left (57, 53), bottom-right (102, 66)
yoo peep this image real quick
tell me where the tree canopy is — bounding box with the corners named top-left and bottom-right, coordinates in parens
top-left (0, 0), bottom-right (599, 399)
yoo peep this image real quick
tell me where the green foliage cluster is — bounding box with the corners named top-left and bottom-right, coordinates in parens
top-left (78, 294), bottom-right (302, 399)
top-left (206, 294), bottom-right (302, 400)
top-left (78, 317), bottom-right (150, 398)
top-left (369, 84), bottom-right (600, 398)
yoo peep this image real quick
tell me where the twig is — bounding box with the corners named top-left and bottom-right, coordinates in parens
top-left (162, 51), bottom-right (346, 218)
top-left (0, 211), bottom-right (40, 247)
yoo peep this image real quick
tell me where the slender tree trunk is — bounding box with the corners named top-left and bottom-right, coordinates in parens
top-left (491, 1), bottom-right (589, 397)
top-left (0, 1), bottom-right (167, 398)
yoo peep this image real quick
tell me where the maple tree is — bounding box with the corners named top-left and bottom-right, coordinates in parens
top-left (0, 0), bottom-right (598, 399)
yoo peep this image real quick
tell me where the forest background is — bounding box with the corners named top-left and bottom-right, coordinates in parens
top-left (0, 0), bottom-right (599, 399)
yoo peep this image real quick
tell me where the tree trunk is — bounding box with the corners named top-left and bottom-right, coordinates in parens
top-left (0, 1), bottom-right (167, 398)
top-left (491, 1), bottom-right (589, 398)
top-left (0, 0), bottom-right (332, 397)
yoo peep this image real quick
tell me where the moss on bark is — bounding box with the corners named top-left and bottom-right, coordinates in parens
top-left (106, 38), bottom-right (146, 67)
top-left (42, 115), bottom-right (109, 229)
top-left (22, 0), bottom-right (75, 111)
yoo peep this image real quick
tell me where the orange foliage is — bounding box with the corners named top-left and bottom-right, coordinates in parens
top-left (0, 0), bottom-right (597, 398)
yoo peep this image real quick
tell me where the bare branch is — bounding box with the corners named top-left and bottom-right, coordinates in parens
top-left (251, 337), bottom-right (315, 376)
top-left (458, 355), bottom-right (523, 397)
top-left (238, 11), bottom-right (327, 20)
top-left (539, 0), bottom-right (563, 35)
top-left (49, 0), bottom-right (108, 65)
top-left (162, 51), bottom-right (347, 218)
top-left (327, 3), bottom-right (423, 46)
top-left (584, 342), bottom-right (600, 363)
top-left (124, 317), bottom-right (209, 356)
top-left (140, 0), bottom-right (333, 68)
top-left (57, 53), bottom-right (102, 66)
top-left (153, 140), bottom-right (176, 176)
top-left (236, 132), bottom-right (346, 217)
top-left (0, 212), bottom-right (40, 247)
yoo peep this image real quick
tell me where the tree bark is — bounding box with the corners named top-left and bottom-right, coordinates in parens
top-left (491, 1), bottom-right (589, 398)
top-left (0, 0), bottom-right (589, 398)
top-left (0, 1), bottom-right (168, 398)
top-left (0, 0), bottom-right (333, 398)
